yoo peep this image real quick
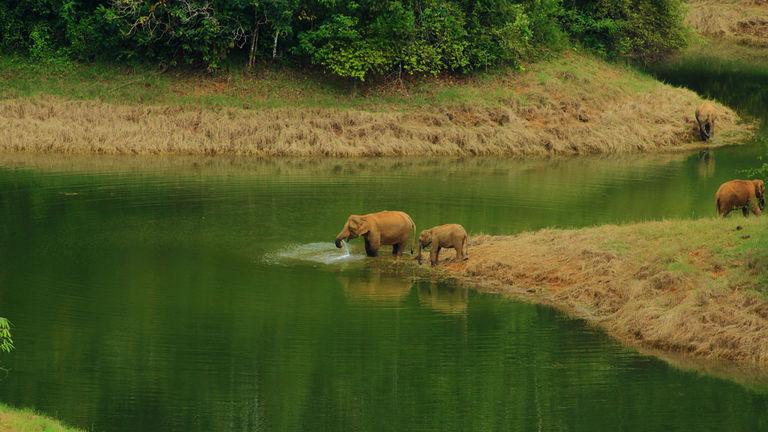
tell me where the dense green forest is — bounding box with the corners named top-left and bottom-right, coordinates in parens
top-left (1, 0), bottom-right (687, 79)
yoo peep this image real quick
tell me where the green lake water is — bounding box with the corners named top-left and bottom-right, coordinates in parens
top-left (1, 57), bottom-right (767, 431)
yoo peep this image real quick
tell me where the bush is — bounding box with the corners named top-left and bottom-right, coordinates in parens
top-left (561, 0), bottom-right (687, 63)
top-left (297, 14), bottom-right (390, 81)
top-left (0, 0), bottom-right (688, 78)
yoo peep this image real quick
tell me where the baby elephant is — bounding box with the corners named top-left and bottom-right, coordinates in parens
top-left (417, 224), bottom-right (468, 266)
top-left (715, 179), bottom-right (765, 217)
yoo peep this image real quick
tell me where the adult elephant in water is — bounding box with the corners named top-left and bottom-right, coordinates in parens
top-left (335, 211), bottom-right (416, 257)
top-left (715, 179), bottom-right (765, 217)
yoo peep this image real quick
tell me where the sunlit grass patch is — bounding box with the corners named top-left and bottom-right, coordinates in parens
top-left (0, 404), bottom-right (82, 432)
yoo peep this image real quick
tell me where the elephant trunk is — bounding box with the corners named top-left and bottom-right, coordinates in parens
top-left (416, 242), bottom-right (423, 264)
top-left (335, 227), bottom-right (350, 248)
top-left (697, 118), bottom-right (710, 141)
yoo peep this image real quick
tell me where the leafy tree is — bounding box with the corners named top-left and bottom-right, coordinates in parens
top-left (297, 14), bottom-right (389, 81)
top-left (110, 0), bottom-right (233, 70)
top-left (0, 0), bottom-right (688, 77)
top-left (463, 0), bottom-right (533, 69)
top-left (560, 0), bottom-right (687, 63)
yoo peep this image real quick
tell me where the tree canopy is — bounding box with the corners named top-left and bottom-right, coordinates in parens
top-left (0, 0), bottom-right (687, 79)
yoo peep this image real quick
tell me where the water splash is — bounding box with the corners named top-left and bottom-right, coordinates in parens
top-left (263, 241), bottom-right (363, 265)
top-left (339, 240), bottom-right (351, 259)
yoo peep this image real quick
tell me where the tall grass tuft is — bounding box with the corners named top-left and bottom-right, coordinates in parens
top-left (0, 318), bottom-right (12, 354)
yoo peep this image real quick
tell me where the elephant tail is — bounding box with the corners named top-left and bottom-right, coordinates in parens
top-left (404, 213), bottom-right (417, 254)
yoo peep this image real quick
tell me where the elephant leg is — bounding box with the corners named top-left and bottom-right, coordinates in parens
top-left (455, 245), bottom-right (464, 262)
top-left (392, 243), bottom-right (401, 257)
top-left (742, 206), bottom-right (749, 217)
top-left (364, 239), bottom-right (378, 257)
top-left (430, 246), bottom-right (441, 266)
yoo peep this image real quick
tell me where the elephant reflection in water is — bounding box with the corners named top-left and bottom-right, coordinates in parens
top-left (697, 150), bottom-right (716, 179)
top-left (417, 283), bottom-right (468, 315)
top-left (338, 271), bottom-right (414, 304)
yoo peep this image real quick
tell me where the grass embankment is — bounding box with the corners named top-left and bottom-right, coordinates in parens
top-left (0, 404), bottom-right (82, 432)
top-left (678, 0), bottom-right (768, 68)
top-left (0, 53), bottom-right (750, 157)
top-left (687, 0), bottom-right (768, 49)
top-left (439, 217), bottom-right (768, 367)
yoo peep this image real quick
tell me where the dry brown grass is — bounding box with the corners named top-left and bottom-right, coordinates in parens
top-left (438, 217), bottom-right (768, 367)
top-left (0, 54), bottom-right (751, 157)
top-left (687, 0), bottom-right (768, 47)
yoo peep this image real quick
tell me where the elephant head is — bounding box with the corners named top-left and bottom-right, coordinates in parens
top-left (415, 229), bottom-right (433, 264)
top-left (754, 179), bottom-right (766, 210)
top-left (335, 215), bottom-right (371, 248)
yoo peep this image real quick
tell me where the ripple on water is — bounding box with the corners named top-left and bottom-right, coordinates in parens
top-left (263, 241), bottom-right (366, 265)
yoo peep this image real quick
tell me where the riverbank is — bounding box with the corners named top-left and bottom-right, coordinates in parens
top-left (687, 0), bottom-right (768, 49)
top-left (0, 53), bottom-right (751, 157)
top-left (438, 217), bottom-right (768, 367)
top-left (0, 404), bottom-right (81, 431)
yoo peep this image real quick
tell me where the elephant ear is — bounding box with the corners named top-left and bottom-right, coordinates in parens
top-left (357, 216), bottom-right (372, 235)
top-left (347, 215), bottom-right (363, 229)
top-left (755, 180), bottom-right (766, 197)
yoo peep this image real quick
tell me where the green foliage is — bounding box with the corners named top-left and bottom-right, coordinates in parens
top-left (742, 163), bottom-right (768, 181)
top-left (560, 0), bottom-right (687, 63)
top-left (0, 318), bottom-right (12, 354)
top-left (297, 14), bottom-right (389, 80)
top-left (0, 0), bottom-right (687, 78)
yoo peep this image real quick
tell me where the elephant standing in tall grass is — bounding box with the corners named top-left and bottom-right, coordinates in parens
top-left (696, 101), bottom-right (717, 141)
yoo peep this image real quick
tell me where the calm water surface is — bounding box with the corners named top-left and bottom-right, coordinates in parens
top-left (1, 59), bottom-right (768, 431)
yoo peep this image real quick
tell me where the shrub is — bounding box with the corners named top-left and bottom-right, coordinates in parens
top-left (0, 0), bottom-right (688, 77)
top-left (561, 0), bottom-right (687, 63)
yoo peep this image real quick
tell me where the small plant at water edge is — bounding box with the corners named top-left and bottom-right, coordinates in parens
top-left (0, 317), bottom-right (13, 353)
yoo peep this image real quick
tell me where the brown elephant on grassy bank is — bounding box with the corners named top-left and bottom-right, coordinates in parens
top-left (715, 179), bottom-right (765, 217)
top-left (696, 101), bottom-right (717, 141)
top-left (416, 224), bottom-right (468, 266)
top-left (335, 211), bottom-right (416, 257)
